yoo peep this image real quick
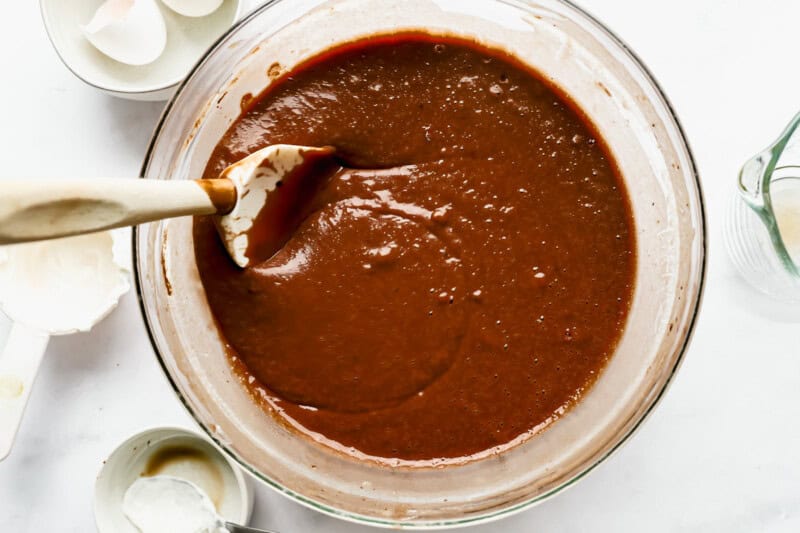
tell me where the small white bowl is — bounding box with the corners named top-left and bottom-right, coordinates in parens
top-left (40, 0), bottom-right (245, 101)
top-left (94, 426), bottom-right (254, 532)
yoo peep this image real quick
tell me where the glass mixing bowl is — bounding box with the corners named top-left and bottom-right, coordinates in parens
top-left (134, 0), bottom-right (706, 527)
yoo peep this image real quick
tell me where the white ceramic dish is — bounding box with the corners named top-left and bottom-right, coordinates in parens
top-left (40, 0), bottom-right (245, 101)
top-left (94, 426), bottom-right (254, 532)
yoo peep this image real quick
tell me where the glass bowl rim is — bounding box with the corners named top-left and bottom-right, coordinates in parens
top-left (132, 0), bottom-right (708, 528)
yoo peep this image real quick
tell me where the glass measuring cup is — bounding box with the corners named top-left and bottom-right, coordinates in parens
top-left (726, 111), bottom-right (800, 301)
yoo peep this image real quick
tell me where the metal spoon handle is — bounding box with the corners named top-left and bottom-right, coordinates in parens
top-left (225, 522), bottom-right (279, 533)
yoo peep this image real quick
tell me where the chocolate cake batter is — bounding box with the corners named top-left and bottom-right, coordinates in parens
top-left (194, 34), bottom-right (635, 463)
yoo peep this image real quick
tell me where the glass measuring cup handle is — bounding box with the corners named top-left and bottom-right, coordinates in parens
top-left (738, 111), bottom-right (800, 209)
top-left (738, 150), bottom-right (769, 208)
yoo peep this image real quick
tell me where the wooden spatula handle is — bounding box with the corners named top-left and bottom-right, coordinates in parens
top-left (0, 178), bottom-right (235, 244)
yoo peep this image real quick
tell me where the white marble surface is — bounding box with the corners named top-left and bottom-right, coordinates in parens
top-left (1, 1), bottom-right (799, 531)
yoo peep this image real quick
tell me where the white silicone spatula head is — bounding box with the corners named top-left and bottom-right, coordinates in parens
top-left (215, 144), bottom-right (336, 268)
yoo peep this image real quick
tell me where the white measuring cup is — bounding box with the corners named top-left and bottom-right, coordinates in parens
top-left (0, 229), bottom-right (130, 459)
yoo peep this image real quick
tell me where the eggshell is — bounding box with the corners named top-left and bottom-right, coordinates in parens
top-left (160, 0), bottom-right (224, 18)
top-left (82, 0), bottom-right (167, 66)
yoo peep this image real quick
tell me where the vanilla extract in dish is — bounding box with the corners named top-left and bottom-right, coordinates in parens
top-left (142, 445), bottom-right (224, 508)
top-left (193, 33), bottom-right (636, 463)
